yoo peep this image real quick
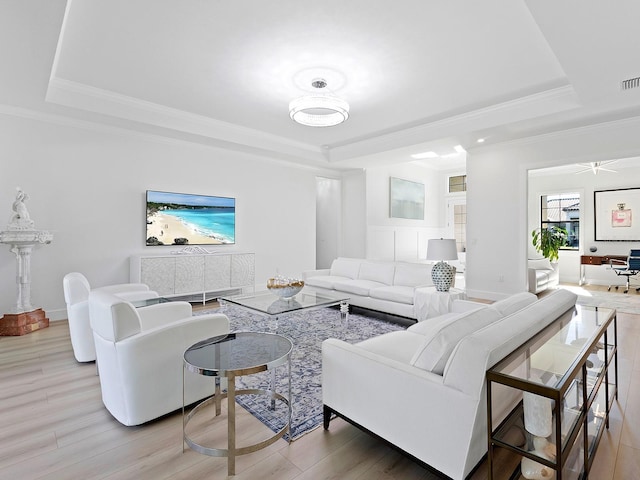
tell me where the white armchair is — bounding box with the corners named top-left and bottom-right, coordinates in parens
top-left (88, 290), bottom-right (230, 426)
top-left (63, 272), bottom-right (159, 362)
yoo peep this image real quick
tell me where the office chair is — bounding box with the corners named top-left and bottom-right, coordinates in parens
top-left (608, 249), bottom-right (640, 293)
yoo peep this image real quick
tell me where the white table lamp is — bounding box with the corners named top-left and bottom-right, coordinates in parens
top-left (426, 238), bottom-right (458, 292)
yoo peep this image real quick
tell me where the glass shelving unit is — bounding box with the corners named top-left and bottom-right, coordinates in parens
top-left (487, 305), bottom-right (617, 480)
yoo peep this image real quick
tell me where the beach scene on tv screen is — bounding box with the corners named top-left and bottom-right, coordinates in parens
top-left (146, 190), bottom-right (235, 246)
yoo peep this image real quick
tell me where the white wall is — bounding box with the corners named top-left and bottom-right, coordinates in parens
top-left (466, 117), bottom-right (640, 300)
top-left (528, 162), bottom-right (640, 285)
top-left (0, 113), bottom-right (325, 319)
top-left (362, 163), bottom-right (448, 262)
top-left (340, 170), bottom-right (367, 259)
top-left (316, 176), bottom-right (341, 269)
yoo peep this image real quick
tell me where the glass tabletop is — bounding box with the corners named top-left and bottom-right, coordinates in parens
top-left (129, 297), bottom-right (171, 308)
top-left (219, 290), bottom-right (349, 316)
top-left (183, 332), bottom-right (293, 377)
top-left (489, 304), bottom-right (615, 390)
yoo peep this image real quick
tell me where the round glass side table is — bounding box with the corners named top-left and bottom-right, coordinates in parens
top-left (183, 331), bottom-right (292, 476)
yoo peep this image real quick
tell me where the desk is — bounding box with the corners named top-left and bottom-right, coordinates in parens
top-left (579, 255), bottom-right (627, 285)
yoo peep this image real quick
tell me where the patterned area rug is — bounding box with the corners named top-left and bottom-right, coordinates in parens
top-left (558, 285), bottom-right (640, 314)
top-left (195, 304), bottom-right (405, 441)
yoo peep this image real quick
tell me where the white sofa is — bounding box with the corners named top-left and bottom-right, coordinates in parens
top-left (528, 257), bottom-right (560, 294)
top-left (322, 289), bottom-right (577, 480)
top-left (303, 257), bottom-right (442, 320)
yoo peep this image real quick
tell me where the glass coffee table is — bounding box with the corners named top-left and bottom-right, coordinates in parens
top-left (218, 290), bottom-right (350, 331)
top-left (183, 332), bottom-right (293, 476)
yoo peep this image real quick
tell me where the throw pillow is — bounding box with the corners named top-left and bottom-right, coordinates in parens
top-left (528, 258), bottom-right (553, 271)
top-left (411, 307), bottom-right (502, 375)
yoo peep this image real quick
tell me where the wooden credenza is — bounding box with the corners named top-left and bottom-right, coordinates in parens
top-left (130, 252), bottom-right (255, 303)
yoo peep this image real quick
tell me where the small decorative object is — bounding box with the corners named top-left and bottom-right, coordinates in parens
top-left (589, 246), bottom-right (597, 252)
top-left (266, 275), bottom-right (304, 299)
top-left (426, 238), bottom-right (458, 292)
top-left (521, 374), bottom-right (556, 479)
top-left (521, 436), bottom-right (557, 479)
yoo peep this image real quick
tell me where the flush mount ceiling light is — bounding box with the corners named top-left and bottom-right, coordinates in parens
top-left (289, 78), bottom-right (349, 127)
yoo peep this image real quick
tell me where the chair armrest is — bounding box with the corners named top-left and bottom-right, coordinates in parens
top-left (302, 268), bottom-right (330, 280)
top-left (609, 259), bottom-right (627, 266)
top-left (115, 290), bottom-right (159, 302)
top-left (96, 283), bottom-right (150, 294)
top-left (136, 301), bottom-right (193, 330)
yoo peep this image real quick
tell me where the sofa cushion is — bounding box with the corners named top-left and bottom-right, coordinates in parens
top-left (330, 258), bottom-right (362, 279)
top-left (305, 275), bottom-right (348, 290)
top-left (407, 311), bottom-right (468, 336)
top-left (357, 331), bottom-right (426, 364)
top-left (394, 263), bottom-right (433, 287)
top-left (528, 258), bottom-right (553, 271)
top-left (332, 279), bottom-right (386, 296)
top-left (411, 307), bottom-right (502, 375)
top-left (369, 285), bottom-right (415, 305)
top-left (489, 292), bottom-right (538, 317)
top-left (359, 262), bottom-right (395, 285)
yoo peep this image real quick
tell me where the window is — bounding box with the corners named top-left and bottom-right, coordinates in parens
top-left (448, 175), bottom-right (466, 193)
top-left (540, 193), bottom-right (580, 249)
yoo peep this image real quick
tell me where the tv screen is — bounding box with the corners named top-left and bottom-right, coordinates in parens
top-left (146, 190), bottom-right (235, 246)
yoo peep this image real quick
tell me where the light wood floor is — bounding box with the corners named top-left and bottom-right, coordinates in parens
top-left (1, 295), bottom-right (638, 479)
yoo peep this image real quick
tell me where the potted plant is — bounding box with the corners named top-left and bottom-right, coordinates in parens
top-left (531, 226), bottom-right (568, 262)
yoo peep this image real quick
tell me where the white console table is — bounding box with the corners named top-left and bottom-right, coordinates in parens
top-left (130, 252), bottom-right (255, 303)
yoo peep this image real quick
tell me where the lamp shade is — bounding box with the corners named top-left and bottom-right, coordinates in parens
top-left (426, 239), bottom-right (458, 261)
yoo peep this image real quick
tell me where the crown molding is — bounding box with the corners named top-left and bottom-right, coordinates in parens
top-left (474, 112), bottom-right (640, 151)
top-left (45, 77), bottom-right (326, 163)
top-left (327, 85), bottom-right (578, 162)
top-left (0, 104), bottom-right (345, 173)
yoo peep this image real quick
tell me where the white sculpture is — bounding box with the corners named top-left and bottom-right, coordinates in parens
top-left (8, 187), bottom-right (35, 230)
top-left (0, 187), bottom-right (53, 314)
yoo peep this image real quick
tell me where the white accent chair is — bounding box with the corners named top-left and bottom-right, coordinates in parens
top-left (63, 272), bottom-right (159, 362)
top-left (88, 290), bottom-right (230, 426)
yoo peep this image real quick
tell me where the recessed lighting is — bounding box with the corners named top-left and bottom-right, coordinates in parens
top-left (410, 151), bottom-right (438, 159)
top-left (454, 145), bottom-right (466, 153)
top-left (477, 138), bottom-right (485, 143)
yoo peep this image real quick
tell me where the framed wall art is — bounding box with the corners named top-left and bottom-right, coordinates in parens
top-left (389, 177), bottom-right (424, 220)
top-left (594, 187), bottom-right (640, 241)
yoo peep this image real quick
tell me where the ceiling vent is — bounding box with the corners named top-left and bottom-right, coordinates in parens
top-left (621, 76), bottom-right (640, 91)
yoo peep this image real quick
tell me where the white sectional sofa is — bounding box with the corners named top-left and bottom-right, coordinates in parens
top-left (303, 257), bottom-right (441, 320)
top-left (528, 257), bottom-right (560, 294)
top-left (322, 289), bottom-right (578, 480)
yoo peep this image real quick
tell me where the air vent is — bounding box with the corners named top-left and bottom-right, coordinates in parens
top-left (621, 76), bottom-right (640, 90)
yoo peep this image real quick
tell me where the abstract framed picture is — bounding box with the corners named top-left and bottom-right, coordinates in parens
top-left (389, 177), bottom-right (425, 220)
top-left (594, 187), bottom-right (640, 241)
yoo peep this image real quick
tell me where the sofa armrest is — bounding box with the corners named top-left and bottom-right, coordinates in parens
top-left (322, 338), bottom-right (479, 478)
top-left (302, 268), bottom-right (330, 280)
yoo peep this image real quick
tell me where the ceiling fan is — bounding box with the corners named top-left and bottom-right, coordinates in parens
top-left (574, 160), bottom-right (618, 175)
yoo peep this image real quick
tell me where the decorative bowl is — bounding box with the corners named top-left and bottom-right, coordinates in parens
top-left (266, 276), bottom-right (304, 299)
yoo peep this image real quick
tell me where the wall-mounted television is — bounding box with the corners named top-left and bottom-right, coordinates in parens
top-left (146, 190), bottom-right (235, 246)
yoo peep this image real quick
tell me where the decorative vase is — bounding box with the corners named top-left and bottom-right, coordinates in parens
top-left (266, 275), bottom-right (304, 299)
